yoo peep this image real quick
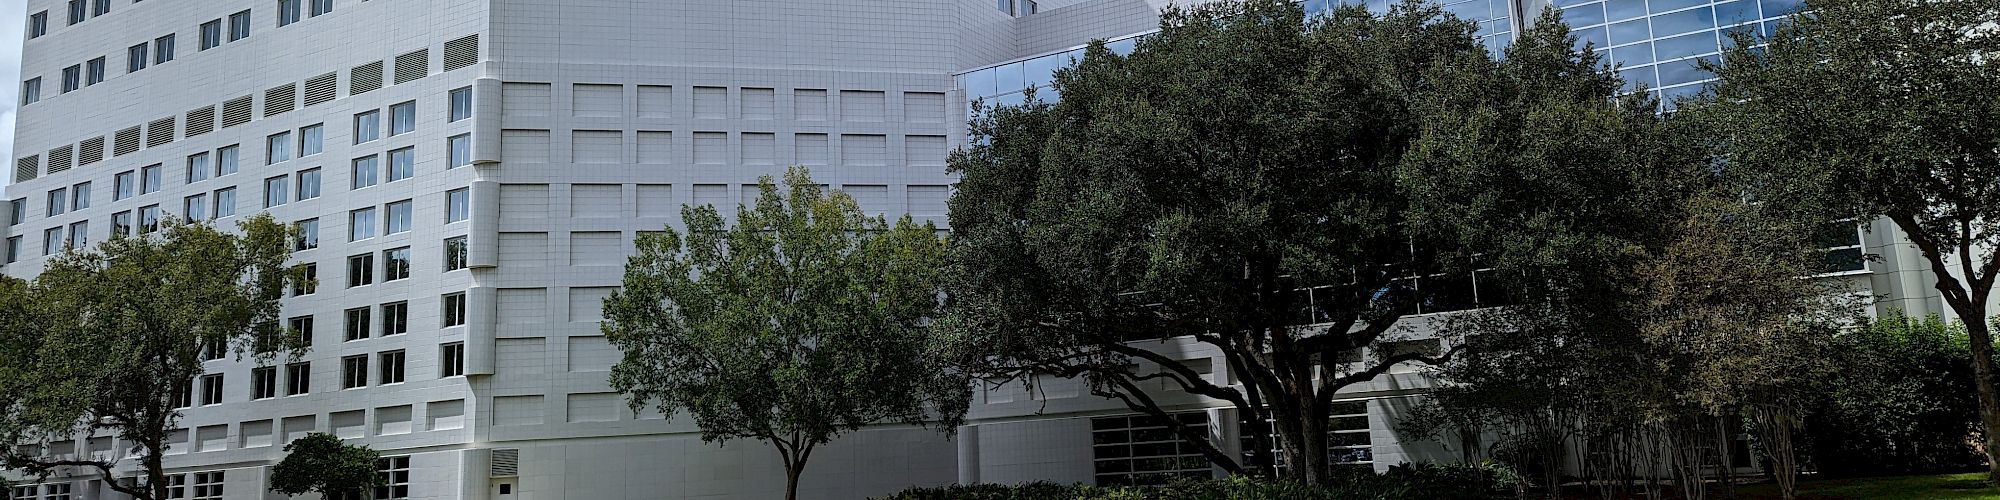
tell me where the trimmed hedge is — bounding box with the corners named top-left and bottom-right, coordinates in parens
top-left (876, 463), bottom-right (1520, 500)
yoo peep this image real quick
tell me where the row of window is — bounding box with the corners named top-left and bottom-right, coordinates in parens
top-left (22, 0), bottom-right (334, 105)
top-left (182, 341), bottom-right (465, 407)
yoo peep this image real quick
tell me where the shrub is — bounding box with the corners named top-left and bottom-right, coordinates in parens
top-left (875, 463), bottom-right (1519, 500)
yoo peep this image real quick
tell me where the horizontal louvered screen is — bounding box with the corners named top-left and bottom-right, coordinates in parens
top-left (82, 136), bottom-right (109, 164)
top-left (304, 72), bottom-right (337, 106)
top-left (111, 128), bottom-right (139, 157)
top-left (148, 117), bottom-right (175, 147)
top-left (265, 83), bottom-right (296, 117)
top-left (186, 106), bottom-right (216, 137)
top-left (351, 61), bottom-right (383, 95)
top-left (46, 146), bottom-right (72, 174)
top-left (222, 95), bottom-right (253, 128)
top-left (395, 49), bottom-right (428, 84)
top-left (16, 155), bottom-right (38, 182)
top-left (444, 34), bottom-right (479, 71)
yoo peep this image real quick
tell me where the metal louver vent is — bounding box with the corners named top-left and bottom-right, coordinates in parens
top-left (303, 72), bottom-right (337, 106)
top-left (186, 106), bottom-right (216, 137)
top-left (444, 34), bottom-right (479, 71)
top-left (265, 84), bottom-right (296, 117)
top-left (111, 128), bottom-right (139, 157)
top-left (222, 95), bottom-right (253, 128)
top-left (82, 136), bottom-right (109, 164)
top-left (147, 117), bottom-right (176, 147)
top-left (46, 145), bottom-right (72, 174)
top-left (16, 155), bottom-right (39, 182)
top-left (490, 449), bottom-right (520, 477)
top-left (394, 49), bottom-right (429, 84)
top-left (351, 61), bottom-right (383, 95)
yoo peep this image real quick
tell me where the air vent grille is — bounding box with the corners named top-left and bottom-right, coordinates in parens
top-left (351, 61), bottom-right (383, 95)
top-left (304, 72), bottom-right (337, 106)
top-left (265, 84), bottom-right (296, 117)
top-left (83, 136), bottom-right (109, 164)
top-left (186, 106), bottom-right (216, 137)
top-left (16, 155), bottom-right (39, 182)
top-left (46, 146), bottom-right (72, 174)
top-left (111, 128), bottom-right (139, 157)
top-left (222, 95), bottom-right (253, 128)
top-left (490, 449), bottom-right (519, 477)
top-left (444, 35), bottom-right (479, 71)
top-left (147, 117), bottom-right (176, 147)
top-left (394, 49), bottom-right (429, 84)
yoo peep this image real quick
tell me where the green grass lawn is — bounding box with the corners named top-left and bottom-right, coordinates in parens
top-left (1737, 473), bottom-right (2000, 499)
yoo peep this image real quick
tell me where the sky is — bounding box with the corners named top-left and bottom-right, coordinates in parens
top-left (0, 0), bottom-right (25, 185)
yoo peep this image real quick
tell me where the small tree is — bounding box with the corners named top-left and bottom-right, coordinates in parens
top-left (0, 216), bottom-right (301, 500)
top-left (604, 167), bottom-right (967, 500)
top-left (269, 433), bottom-right (383, 499)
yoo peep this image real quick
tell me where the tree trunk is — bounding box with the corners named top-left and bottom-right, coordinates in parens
top-left (1964, 317), bottom-right (2000, 484)
top-left (784, 463), bottom-right (802, 500)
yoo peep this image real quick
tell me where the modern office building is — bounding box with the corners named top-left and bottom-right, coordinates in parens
top-left (0, 0), bottom-right (1951, 498)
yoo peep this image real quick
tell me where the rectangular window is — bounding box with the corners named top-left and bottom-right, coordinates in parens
top-left (128, 43), bottom-right (147, 72)
top-left (1240, 401), bottom-right (1374, 471)
top-left (266, 131), bottom-right (291, 164)
top-left (7, 199), bottom-right (21, 226)
top-left (277, 0), bottom-right (301, 27)
top-left (389, 101), bottom-right (416, 136)
top-left (449, 87), bottom-right (473, 121)
top-left (199, 374), bottom-right (223, 406)
top-left (42, 227), bottom-right (61, 255)
top-left (290, 315), bottom-right (314, 347)
top-left (61, 65), bottom-right (78, 92)
top-left (442, 292), bottom-right (467, 327)
top-left (381, 300), bottom-right (409, 335)
top-left (155, 34), bottom-right (175, 64)
top-left (200, 20), bottom-right (222, 50)
top-left (351, 155), bottom-right (378, 189)
top-left (379, 350), bottom-right (405, 385)
top-left (192, 471), bottom-right (224, 500)
top-left (385, 200), bottom-right (412, 234)
top-left (28, 12), bottom-right (46, 38)
top-left (446, 188), bottom-right (469, 223)
top-left (285, 362), bottom-right (310, 395)
top-left (111, 211), bottom-right (131, 238)
top-left (141, 164), bottom-right (162, 193)
top-left (90, 0), bottom-right (108, 16)
top-left (70, 182), bottom-right (90, 210)
top-left (343, 306), bottom-right (370, 340)
top-left (298, 124), bottom-right (323, 157)
top-left (1818, 221), bottom-right (1868, 274)
top-left (346, 253), bottom-right (374, 287)
top-left (292, 263), bottom-right (317, 296)
top-left (139, 205), bottom-right (160, 234)
top-left (448, 134), bottom-right (471, 168)
top-left (387, 147), bottom-right (414, 182)
top-left (172, 381), bottom-right (193, 408)
top-left (296, 218), bottom-right (319, 250)
top-left (444, 236), bottom-right (468, 271)
top-left (186, 152), bottom-right (210, 183)
top-left (213, 187), bottom-right (236, 218)
top-left (297, 168), bottom-right (321, 200)
top-left (228, 10), bottom-right (251, 41)
top-left (46, 187), bottom-right (65, 216)
top-left (4, 236), bottom-right (18, 264)
top-left (310, 0), bottom-right (333, 17)
top-left (251, 366), bottom-right (277, 400)
top-left (383, 247), bottom-right (411, 281)
top-left (202, 339), bottom-right (226, 362)
top-left (217, 145), bottom-right (240, 176)
top-left (67, 0), bottom-right (84, 25)
top-left (85, 57), bottom-right (104, 85)
top-left (1091, 412), bottom-right (1213, 486)
top-left (353, 110), bottom-right (380, 144)
top-left (341, 355), bottom-right (367, 389)
top-left (67, 221), bottom-right (88, 249)
top-left (376, 456), bottom-right (412, 499)
top-left (440, 342), bottom-right (465, 377)
top-left (349, 207), bottom-right (377, 241)
top-left (263, 176), bottom-right (288, 208)
top-left (183, 193), bottom-right (208, 221)
top-left (20, 78), bottom-right (39, 105)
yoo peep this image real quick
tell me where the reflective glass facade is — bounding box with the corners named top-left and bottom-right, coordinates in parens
top-left (959, 0), bottom-right (1805, 109)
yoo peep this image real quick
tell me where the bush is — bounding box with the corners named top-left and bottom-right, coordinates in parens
top-left (875, 463), bottom-right (1519, 500)
top-left (1799, 314), bottom-right (1985, 477)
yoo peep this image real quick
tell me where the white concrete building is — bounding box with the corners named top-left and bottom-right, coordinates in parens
top-left (0, 0), bottom-right (1960, 498)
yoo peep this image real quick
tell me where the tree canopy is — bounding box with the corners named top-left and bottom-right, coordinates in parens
top-left (604, 167), bottom-right (967, 500)
top-left (268, 432), bottom-right (384, 498)
top-left (1692, 0), bottom-right (2000, 482)
top-left (0, 215), bottom-right (302, 500)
